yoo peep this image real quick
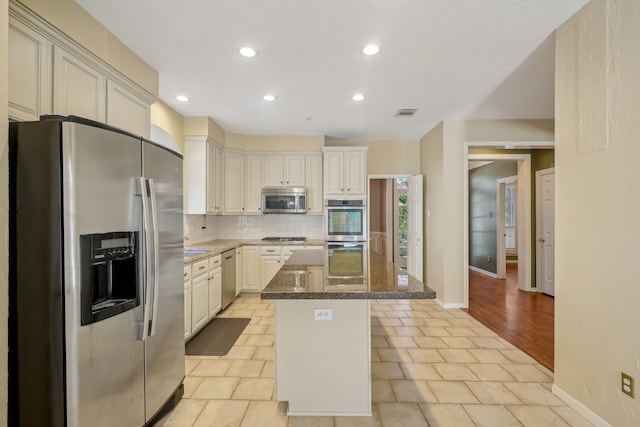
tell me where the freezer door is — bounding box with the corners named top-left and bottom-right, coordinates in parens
top-left (143, 141), bottom-right (185, 421)
top-left (62, 122), bottom-right (145, 427)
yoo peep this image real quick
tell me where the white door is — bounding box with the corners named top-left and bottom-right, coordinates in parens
top-left (536, 168), bottom-right (555, 296)
top-left (408, 175), bottom-right (424, 281)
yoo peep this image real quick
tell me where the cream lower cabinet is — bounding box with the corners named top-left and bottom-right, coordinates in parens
top-left (208, 256), bottom-right (222, 318)
top-left (191, 258), bottom-right (210, 334)
top-left (235, 247), bottom-right (244, 295)
top-left (261, 246), bottom-right (283, 290)
top-left (242, 246), bottom-right (261, 291)
top-left (184, 265), bottom-right (192, 340)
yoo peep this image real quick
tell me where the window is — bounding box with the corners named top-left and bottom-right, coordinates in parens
top-left (505, 183), bottom-right (517, 254)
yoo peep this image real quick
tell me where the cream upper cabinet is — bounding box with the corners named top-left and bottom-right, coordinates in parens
top-left (224, 151), bottom-right (246, 214)
top-left (207, 143), bottom-right (224, 214)
top-left (9, 3), bottom-right (154, 136)
top-left (245, 155), bottom-right (264, 214)
top-left (53, 46), bottom-right (106, 122)
top-left (263, 154), bottom-right (306, 187)
top-left (106, 81), bottom-right (151, 138)
top-left (184, 136), bottom-right (223, 215)
top-left (322, 147), bottom-right (368, 197)
top-left (305, 154), bottom-right (323, 214)
top-left (8, 18), bottom-right (52, 121)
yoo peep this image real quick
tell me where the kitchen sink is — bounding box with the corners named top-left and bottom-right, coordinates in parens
top-left (183, 248), bottom-right (215, 258)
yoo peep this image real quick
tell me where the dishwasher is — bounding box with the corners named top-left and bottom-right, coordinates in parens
top-left (221, 249), bottom-right (236, 310)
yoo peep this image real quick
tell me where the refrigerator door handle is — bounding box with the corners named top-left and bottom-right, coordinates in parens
top-left (139, 177), bottom-right (153, 341)
top-left (148, 178), bottom-right (161, 337)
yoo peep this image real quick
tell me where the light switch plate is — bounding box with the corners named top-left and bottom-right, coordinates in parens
top-left (314, 308), bottom-right (333, 321)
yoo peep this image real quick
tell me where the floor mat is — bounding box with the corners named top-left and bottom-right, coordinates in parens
top-left (185, 318), bottom-right (251, 356)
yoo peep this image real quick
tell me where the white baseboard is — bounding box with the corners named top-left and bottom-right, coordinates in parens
top-left (552, 384), bottom-right (612, 427)
top-left (469, 265), bottom-right (498, 278)
top-left (435, 298), bottom-right (467, 309)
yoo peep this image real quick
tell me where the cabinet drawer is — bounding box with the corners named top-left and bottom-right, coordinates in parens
top-left (193, 259), bottom-right (209, 276)
top-left (184, 265), bottom-right (192, 282)
top-left (260, 246), bottom-right (282, 256)
top-left (209, 255), bottom-right (222, 269)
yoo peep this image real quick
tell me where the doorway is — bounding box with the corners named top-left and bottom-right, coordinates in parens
top-left (369, 175), bottom-right (423, 279)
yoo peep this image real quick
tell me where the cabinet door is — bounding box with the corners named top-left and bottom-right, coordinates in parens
top-left (206, 143), bottom-right (222, 213)
top-left (224, 151), bottom-right (245, 213)
top-left (345, 151), bottom-right (366, 195)
top-left (243, 246), bottom-right (260, 291)
top-left (208, 268), bottom-right (222, 318)
top-left (261, 256), bottom-right (282, 290)
top-left (106, 81), bottom-right (150, 138)
top-left (213, 145), bottom-right (224, 213)
top-left (235, 247), bottom-right (244, 296)
top-left (53, 46), bottom-right (106, 122)
top-left (184, 265), bottom-right (192, 341)
top-left (306, 154), bottom-right (323, 213)
top-left (324, 151), bottom-right (344, 196)
top-left (284, 155), bottom-right (306, 187)
top-left (8, 19), bottom-right (52, 121)
top-left (263, 155), bottom-right (285, 187)
top-left (191, 274), bottom-right (209, 333)
top-left (245, 155), bottom-right (263, 214)
top-left (184, 139), bottom-right (208, 214)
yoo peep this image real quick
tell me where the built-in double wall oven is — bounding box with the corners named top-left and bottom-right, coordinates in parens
top-left (325, 199), bottom-right (368, 280)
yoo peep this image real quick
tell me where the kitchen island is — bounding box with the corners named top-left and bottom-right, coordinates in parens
top-left (261, 249), bottom-right (435, 416)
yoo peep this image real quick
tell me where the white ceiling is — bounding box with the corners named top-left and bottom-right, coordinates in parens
top-left (75, 0), bottom-right (588, 141)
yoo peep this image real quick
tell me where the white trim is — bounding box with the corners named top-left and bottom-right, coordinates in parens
top-left (469, 265), bottom-right (498, 278)
top-left (435, 299), bottom-right (468, 309)
top-left (552, 385), bottom-right (612, 427)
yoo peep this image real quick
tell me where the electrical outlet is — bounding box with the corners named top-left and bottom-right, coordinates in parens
top-left (622, 373), bottom-right (634, 398)
top-left (314, 308), bottom-right (332, 321)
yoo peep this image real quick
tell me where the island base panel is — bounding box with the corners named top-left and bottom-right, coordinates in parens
top-left (275, 299), bottom-right (371, 416)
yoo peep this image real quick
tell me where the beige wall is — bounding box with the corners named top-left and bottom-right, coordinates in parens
top-left (184, 116), bottom-right (226, 145)
top-left (420, 119), bottom-right (554, 305)
top-left (327, 139), bottom-right (420, 175)
top-left (1, 0), bottom-right (9, 423)
top-left (151, 101), bottom-right (185, 152)
top-left (17, 0), bottom-right (158, 96)
top-left (555, 0), bottom-right (640, 424)
top-left (228, 133), bottom-right (324, 152)
top-left (420, 122), bottom-right (444, 296)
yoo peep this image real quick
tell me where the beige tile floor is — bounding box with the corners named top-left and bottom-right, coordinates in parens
top-left (154, 295), bottom-right (594, 427)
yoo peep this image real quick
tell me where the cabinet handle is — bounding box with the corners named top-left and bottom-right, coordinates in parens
top-left (266, 249), bottom-right (276, 253)
top-left (280, 181), bottom-right (283, 184)
top-left (341, 188), bottom-right (344, 192)
top-left (199, 266), bottom-right (205, 270)
top-left (286, 181), bottom-right (289, 184)
top-left (184, 273), bottom-right (187, 277)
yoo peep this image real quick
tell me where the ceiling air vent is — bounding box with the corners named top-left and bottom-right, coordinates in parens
top-left (395, 108), bottom-right (417, 117)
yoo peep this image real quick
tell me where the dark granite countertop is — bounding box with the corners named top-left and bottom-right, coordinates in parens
top-left (183, 238), bottom-right (325, 262)
top-left (261, 249), bottom-right (436, 300)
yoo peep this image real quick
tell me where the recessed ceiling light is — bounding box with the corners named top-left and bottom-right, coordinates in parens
top-left (239, 47), bottom-right (256, 58)
top-left (263, 94), bottom-right (276, 101)
top-left (176, 95), bottom-right (189, 102)
top-left (363, 45), bottom-right (380, 55)
top-left (352, 93), bottom-right (365, 102)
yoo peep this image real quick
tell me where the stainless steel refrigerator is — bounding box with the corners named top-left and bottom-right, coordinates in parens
top-left (9, 116), bottom-right (185, 427)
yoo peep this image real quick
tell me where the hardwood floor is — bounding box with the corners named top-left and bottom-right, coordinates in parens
top-left (465, 263), bottom-right (555, 371)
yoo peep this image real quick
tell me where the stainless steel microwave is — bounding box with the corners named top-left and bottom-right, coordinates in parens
top-left (262, 187), bottom-right (307, 214)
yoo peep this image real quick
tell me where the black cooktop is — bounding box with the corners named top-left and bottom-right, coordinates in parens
top-left (261, 237), bottom-right (307, 242)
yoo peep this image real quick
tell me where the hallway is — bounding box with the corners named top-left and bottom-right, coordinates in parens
top-left (466, 264), bottom-right (555, 371)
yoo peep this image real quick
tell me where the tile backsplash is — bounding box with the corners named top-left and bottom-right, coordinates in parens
top-left (184, 214), bottom-right (324, 245)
